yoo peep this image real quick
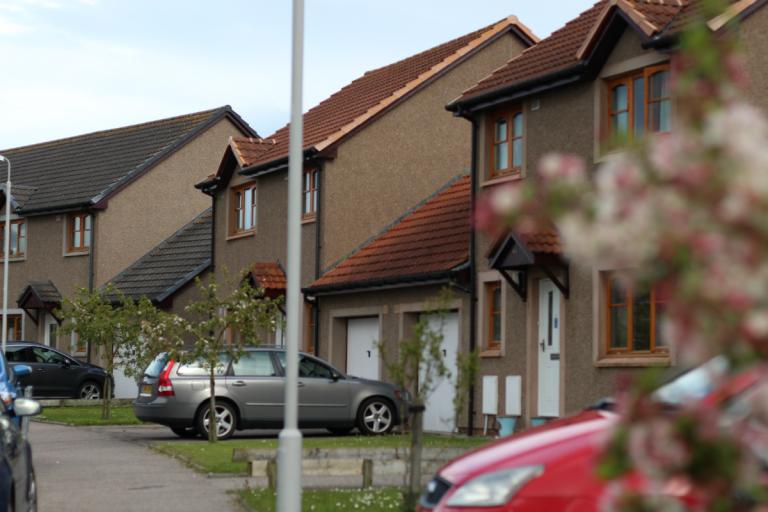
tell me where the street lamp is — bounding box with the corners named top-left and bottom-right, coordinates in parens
top-left (0, 155), bottom-right (10, 355)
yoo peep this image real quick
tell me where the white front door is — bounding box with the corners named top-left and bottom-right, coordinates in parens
top-left (346, 317), bottom-right (380, 379)
top-left (420, 312), bottom-right (459, 433)
top-left (537, 279), bottom-right (561, 417)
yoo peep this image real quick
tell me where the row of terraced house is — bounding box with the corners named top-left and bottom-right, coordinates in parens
top-left (3, 0), bottom-right (768, 433)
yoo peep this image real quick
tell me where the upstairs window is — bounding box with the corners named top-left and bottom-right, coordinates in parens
top-left (488, 108), bottom-right (524, 179)
top-left (230, 183), bottom-right (257, 235)
top-left (605, 274), bottom-right (668, 355)
top-left (302, 169), bottom-right (319, 219)
top-left (67, 213), bottom-right (91, 253)
top-left (0, 219), bottom-right (26, 258)
top-left (606, 64), bottom-right (670, 142)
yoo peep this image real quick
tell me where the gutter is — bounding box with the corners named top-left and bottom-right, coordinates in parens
top-left (304, 269), bottom-right (465, 297)
top-left (240, 148), bottom-right (319, 178)
top-left (86, 212), bottom-right (96, 364)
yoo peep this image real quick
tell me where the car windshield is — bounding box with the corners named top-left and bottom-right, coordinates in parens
top-left (653, 356), bottom-right (728, 406)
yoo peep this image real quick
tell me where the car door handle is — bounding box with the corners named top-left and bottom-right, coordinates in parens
top-left (34, 368), bottom-right (46, 373)
top-left (231, 381), bottom-right (247, 387)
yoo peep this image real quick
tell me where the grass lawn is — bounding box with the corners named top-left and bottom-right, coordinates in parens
top-left (154, 434), bottom-right (491, 475)
top-left (239, 488), bottom-right (403, 512)
top-left (34, 406), bottom-right (143, 426)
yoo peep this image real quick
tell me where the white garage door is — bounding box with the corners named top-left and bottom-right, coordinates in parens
top-left (346, 317), bottom-right (380, 380)
top-left (421, 312), bottom-right (459, 433)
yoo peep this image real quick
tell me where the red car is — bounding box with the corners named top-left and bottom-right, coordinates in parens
top-left (420, 358), bottom-right (763, 511)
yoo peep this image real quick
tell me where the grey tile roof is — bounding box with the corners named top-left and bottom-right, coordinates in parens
top-left (107, 208), bottom-right (212, 303)
top-left (0, 106), bottom-right (255, 214)
top-left (18, 280), bottom-right (62, 305)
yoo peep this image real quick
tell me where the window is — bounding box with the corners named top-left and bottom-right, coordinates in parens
top-left (232, 351), bottom-right (277, 377)
top-left (488, 108), bottom-right (524, 178)
top-left (31, 347), bottom-right (68, 365)
top-left (302, 169), bottom-right (319, 218)
top-left (606, 274), bottom-right (668, 354)
top-left (276, 352), bottom-right (336, 379)
top-left (0, 220), bottom-right (26, 258)
top-left (176, 354), bottom-right (230, 376)
top-left (67, 213), bottom-right (91, 253)
top-left (4, 314), bottom-right (21, 341)
top-left (486, 282), bottom-right (502, 350)
top-left (606, 64), bottom-right (670, 142)
top-left (230, 183), bottom-right (257, 235)
top-left (71, 332), bottom-right (87, 355)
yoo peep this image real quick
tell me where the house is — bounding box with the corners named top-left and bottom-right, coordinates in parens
top-left (196, 19), bottom-right (538, 361)
top-left (0, 107), bottom-right (255, 360)
top-left (441, 0), bottom-right (768, 430)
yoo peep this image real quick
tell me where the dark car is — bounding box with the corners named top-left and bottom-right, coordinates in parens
top-left (134, 346), bottom-right (407, 439)
top-left (5, 342), bottom-right (112, 399)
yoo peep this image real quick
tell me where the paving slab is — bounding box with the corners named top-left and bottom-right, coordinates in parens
top-left (29, 422), bottom-right (246, 512)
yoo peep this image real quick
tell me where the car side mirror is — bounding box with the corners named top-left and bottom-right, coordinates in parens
top-left (331, 372), bottom-right (341, 382)
top-left (13, 398), bottom-right (41, 417)
top-left (62, 359), bottom-right (71, 368)
top-left (12, 365), bottom-right (31, 378)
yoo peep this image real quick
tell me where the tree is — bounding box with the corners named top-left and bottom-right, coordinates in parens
top-left (477, 3), bottom-right (768, 509)
top-left (378, 289), bottom-right (476, 511)
top-left (58, 285), bottom-right (150, 419)
top-left (166, 276), bottom-right (282, 443)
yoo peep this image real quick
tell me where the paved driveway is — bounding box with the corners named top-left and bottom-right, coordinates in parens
top-left (29, 422), bottom-right (246, 512)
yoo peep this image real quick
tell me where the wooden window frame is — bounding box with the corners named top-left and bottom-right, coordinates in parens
top-left (0, 219), bottom-right (26, 258)
top-left (5, 314), bottom-right (21, 341)
top-left (67, 213), bottom-right (91, 253)
top-left (302, 169), bottom-right (319, 220)
top-left (486, 281), bottom-right (502, 350)
top-left (304, 302), bottom-right (315, 354)
top-left (605, 63), bottom-right (671, 143)
top-left (229, 183), bottom-right (257, 237)
top-left (487, 107), bottom-right (524, 180)
top-left (605, 275), bottom-right (668, 355)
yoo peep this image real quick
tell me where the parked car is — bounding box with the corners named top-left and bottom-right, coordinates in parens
top-left (419, 358), bottom-right (762, 511)
top-left (0, 350), bottom-right (41, 512)
top-left (5, 341), bottom-right (112, 400)
top-left (134, 346), bottom-right (407, 439)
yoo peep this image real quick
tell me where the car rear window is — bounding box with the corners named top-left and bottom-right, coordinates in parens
top-left (176, 353), bottom-right (230, 376)
top-left (144, 353), bottom-right (169, 378)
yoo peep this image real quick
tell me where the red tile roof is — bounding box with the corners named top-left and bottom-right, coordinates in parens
top-left (250, 262), bottom-right (286, 292)
top-left (309, 176), bottom-right (470, 291)
top-left (454, 0), bottom-right (691, 104)
top-left (235, 17), bottom-right (537, 171)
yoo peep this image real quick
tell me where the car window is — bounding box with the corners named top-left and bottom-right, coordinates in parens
top-left (232, 351), bottom-right (277, 377)
top-left (32, 347), bottom-right (67, 365)
top-left (5, 347), bottom-right (33, 363)
top-left (176, 353), bottom-right (230, 376)
top-left (144, 353), bottom-right (168, 378)
top-left (276, 352), bottom-right (335, 379)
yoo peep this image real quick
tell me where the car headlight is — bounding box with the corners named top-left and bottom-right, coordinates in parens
top-left (446, 466), bottom-right (544, 507)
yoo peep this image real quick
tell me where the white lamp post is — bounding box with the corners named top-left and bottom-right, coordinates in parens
top-left (0, 155), bottom-right (11, 355)
top-left (276, 0), bottom-right (304, 510)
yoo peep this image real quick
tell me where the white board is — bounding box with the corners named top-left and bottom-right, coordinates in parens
top-left (505, 375), bottom-right (522, 416)
top-left (482, 375), bottom-right (498, 415)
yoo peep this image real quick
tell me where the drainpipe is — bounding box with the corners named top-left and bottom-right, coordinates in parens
top-left (312, 163), bottom-right (323, 355)
top-left (467, 119), bottom-right (479, 437)
top-left (86, 211), bottom-right (96, 364)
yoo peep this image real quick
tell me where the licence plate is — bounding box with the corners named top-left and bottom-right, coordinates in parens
top-left (141, 384), bottom-right (153, 396)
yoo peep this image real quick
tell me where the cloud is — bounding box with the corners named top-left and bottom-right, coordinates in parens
top-left (0, 15), bottom-right (27, 34)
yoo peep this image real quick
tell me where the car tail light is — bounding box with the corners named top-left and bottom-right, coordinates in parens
top-left (157, 359), bottom-right (175, 397)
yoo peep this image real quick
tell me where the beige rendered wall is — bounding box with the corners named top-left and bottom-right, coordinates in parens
top-left (321, 33), bottom-right (527, 269)
top-left (741, 6), bottom-right (768, 113)
top-left (95, 118), bottom-right (245, 286)
top-left (5, 213), bottom-right (89, 347)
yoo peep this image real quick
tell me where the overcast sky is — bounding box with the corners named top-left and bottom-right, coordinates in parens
top-left (0, 1), bottom-right (589, 149)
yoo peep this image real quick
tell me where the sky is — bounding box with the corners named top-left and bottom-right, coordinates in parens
top-left (0, 0), bottom-right (590, 149)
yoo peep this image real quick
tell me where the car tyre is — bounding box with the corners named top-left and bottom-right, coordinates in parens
top-left (78, 381), bottom-right (101, 400)
top-left (326, 427), bottom-right (353, 436)
top-left (195, 401), bottom-right (236, 440)
top-left (356, 397), bottom-right (394, 435)
top-left (27, 468), bottom-right (37, 512)
top-left (170, 426), bottom-right (198, 438)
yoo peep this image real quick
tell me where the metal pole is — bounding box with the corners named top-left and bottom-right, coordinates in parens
top-left (276, 0), bottom-right (304, 511)
top-left (0, 155), bottom-right (10, 356)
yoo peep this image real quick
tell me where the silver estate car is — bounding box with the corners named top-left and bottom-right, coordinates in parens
top-left (133, 346), bottom-right (406, 439)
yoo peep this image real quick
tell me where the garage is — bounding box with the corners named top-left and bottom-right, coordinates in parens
top-left (346, 316), bottom-right (380, 380)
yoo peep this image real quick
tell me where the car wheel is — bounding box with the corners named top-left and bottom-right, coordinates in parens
top-left (196, 401), bottom-right (236, 440)
top-left (27, 469), bottom-right (36, 512)
top-left (170, 426), bottom-right (198, 438)
top-left (78, 381), bottom-right (101, 400)
top-left (327, 427), bottom-right (353, 436)
top-left (356, 398), bottom-right (394, 435)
